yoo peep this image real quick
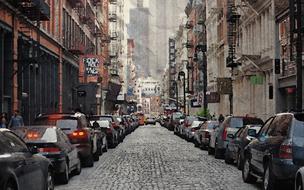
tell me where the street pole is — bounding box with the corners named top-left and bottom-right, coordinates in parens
top-left (290, 0), bottom-right (303, 111)
top-left (296, 0), bottom-right (302, 110)
top-left (203, 51), bottom-right (208, 111)
top-left (175, 81), bottom-right (178, 111)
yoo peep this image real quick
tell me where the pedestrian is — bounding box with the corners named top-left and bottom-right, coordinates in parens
top-left (218, 114), bottom-right (225, 123)
top-left (8, 110), bottom-right (24, 128)
top-left (0, 115), bottom-right (7, 128)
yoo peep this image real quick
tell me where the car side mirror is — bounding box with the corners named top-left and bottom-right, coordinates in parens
top-left (29, 146), bottom-right (39, 154)
top-left (227, 134), bottom-right (235, 139)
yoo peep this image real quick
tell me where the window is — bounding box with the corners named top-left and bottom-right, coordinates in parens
top-left (258, 117), bottom-right (274, 137)
top-left (2, 132), bottom-right (28, 153)
top-left (268, 114), bottom-right (292, 136)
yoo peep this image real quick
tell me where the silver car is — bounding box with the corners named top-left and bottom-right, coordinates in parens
top-left (193, 121), bottom-right (219, 149)
top-left (209, 116), bottom-right (263, 159)
top-left (184, 120), bottom-right (204, 141)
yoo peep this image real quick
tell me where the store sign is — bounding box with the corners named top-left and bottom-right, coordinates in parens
top-left (84, 57), bottom-right (100, 76)
top-left (217, 77), bottom-right (232, 94)
top-left (206, 92), bottom-right (220, 103)
top-left (191, 99), bottom-right (202, 108)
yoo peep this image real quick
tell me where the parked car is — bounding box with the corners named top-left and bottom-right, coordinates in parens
top-left (94, 115), bottom-right (125, 142)
top-left (0, 128), bottom-right (54, 190)
top-left (193, 120), bottom-right (219, 149)
top-left (179, 116), bottom-right (207, 138)
top-left (90, 119), bottom-right (118, 148)
top-left (145, 117), bottom-right (157, 125)
top-left (209, 116), bottom-right (263, 159)
top-left (13, 126), bottom-right (82, 184)
top-left (168, 112), bottom-right (184, 131)
top-left (183, 120), bottom-right (204, 141)
top-left (34, 113), bottom-right (99, 167)
top-left (224, 124), bottom-right (261, 169)
top-left (242, 112), bottom-right (304, 190)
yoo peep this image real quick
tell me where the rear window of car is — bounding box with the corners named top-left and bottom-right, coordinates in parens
top-left (172, 112), bottom-right (183, 120)
top-left (90, 120), bottom-right (110, 128)
top-left (99, 117), bottom-right (113, 122)
top-left (14, 127), bottom-right (57, 143)
top-left (207, 122), bottom-right (219, 129)
top-left (56, 120), bottom-right (78, 130)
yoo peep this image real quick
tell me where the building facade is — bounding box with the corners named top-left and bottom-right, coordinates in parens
top-left (0, 0), bottom-right (112, 123)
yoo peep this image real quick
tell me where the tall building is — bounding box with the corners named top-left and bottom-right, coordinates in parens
top-left (127, 0), bottom-right (150, 76)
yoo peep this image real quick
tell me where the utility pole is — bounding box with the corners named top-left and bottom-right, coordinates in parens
top-left (290, 0), bottom-right (303, 110)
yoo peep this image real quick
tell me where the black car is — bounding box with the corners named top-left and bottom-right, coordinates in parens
top-left (242, 112), bottom-right (304, 190)
top-left (34, 113), bottom-right (100, 167)
top-left (13, 126), bottom-right (82, 184)
top-left (0, 129), bottom-right (54, 190)
top-left (224, 124), bottom-right (261, 169)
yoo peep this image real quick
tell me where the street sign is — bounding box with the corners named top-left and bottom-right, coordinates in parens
top-left (217, 78), bottom-right (232, 94)
top-left (206, 92), bottom-right (220, 103)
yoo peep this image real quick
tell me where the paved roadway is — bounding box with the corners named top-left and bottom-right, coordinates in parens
top-left (56, 124), bottom-right (262, 190)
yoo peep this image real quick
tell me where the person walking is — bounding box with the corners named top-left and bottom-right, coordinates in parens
top-left (218, 114), bottom-right (225, 123)
top-left (8, 110), bottom-right (24, 128)
top-left (0, 115), bottom-right (7, 128)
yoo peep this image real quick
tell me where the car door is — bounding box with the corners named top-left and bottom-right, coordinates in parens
top-left (231, 127), bottom-right (245, 159)
top-left (59, 129), bottom-right (78, 169)
top-left (2, 131), bottom-right (45, 190)
top-left (250, 117), bottom-right (274, 174)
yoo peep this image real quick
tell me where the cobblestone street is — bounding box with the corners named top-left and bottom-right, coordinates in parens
top-left (56, 125), bottom-right (261, 190)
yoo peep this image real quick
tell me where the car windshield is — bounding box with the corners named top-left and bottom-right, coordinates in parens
top-left (14, 127), bottom-right (57, 143)
top-left (56, 120), bottom-right (78, 130)
top-left (208, 122), bottom-right (219, 129)
top-left (191, 121), bottom-right (202, 128)
top-left (293, 119), bottom-right (304, 137)
top-left (230, 118), bottom-right (244, 128)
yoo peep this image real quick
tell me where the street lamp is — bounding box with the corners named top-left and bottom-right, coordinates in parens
top-left (178, 71), bottom-right (186, 114)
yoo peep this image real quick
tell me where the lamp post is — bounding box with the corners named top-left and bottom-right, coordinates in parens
top-left (178, 71), bottom-right (186, 114)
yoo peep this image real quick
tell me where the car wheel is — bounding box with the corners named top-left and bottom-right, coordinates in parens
top-left (263, 163), bottom-right (276, 190)
top-left (214, 142), bottom-right (222, 159)
top-left (58, 161), bottom-right (69, 184)
top-left (296, 176), bottom-right (303, 190)
top-left (46, 170), bottom-right (54, 190)
top-left (242, 157), bottom-right (257, 183)
top-left (84, 154), bottom-right (94, 167)
top-left (103, 141), bottom-right (108, 152)
top-left (5, 180), bottom-right (17, 190)
top-left (73, 157), bottom-right (82, 175)
top-left (236, 152), bottom-right (244, 170)
top-left (224, 151), bottom-right (234, 164)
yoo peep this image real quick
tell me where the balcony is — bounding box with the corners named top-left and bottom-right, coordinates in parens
top-left (110, 68), bottom-right (119, 77)
top-left (109, 0), bottom-right (117, 4)
top-left (19, 0), bottom-right (50, 21)
top-left (110, 32), bottom-right (118, 40)
top-left (109, 12), bottom-right (117, 22)
top-left (68, 41), bottom-right (85, 55)
top-left (67, 0), bottom-right (85, 8)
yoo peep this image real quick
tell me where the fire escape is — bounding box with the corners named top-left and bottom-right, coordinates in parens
top-left (226, 0), bottom-right (241, 68)
top-left (109, 0), bottom-right (119, 77)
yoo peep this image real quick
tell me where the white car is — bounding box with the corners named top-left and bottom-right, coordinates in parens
top-left (183, 120), bottom-right (204, 141)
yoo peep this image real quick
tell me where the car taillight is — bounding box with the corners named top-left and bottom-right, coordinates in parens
top-left (71, 130), bottom-right (89, 139)
top-left (279, 141), bottom-right (292, 159)
top-left (222, 127), bottom-right (227, 141)
top-left (39, 147), bottom-right (61, 153)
